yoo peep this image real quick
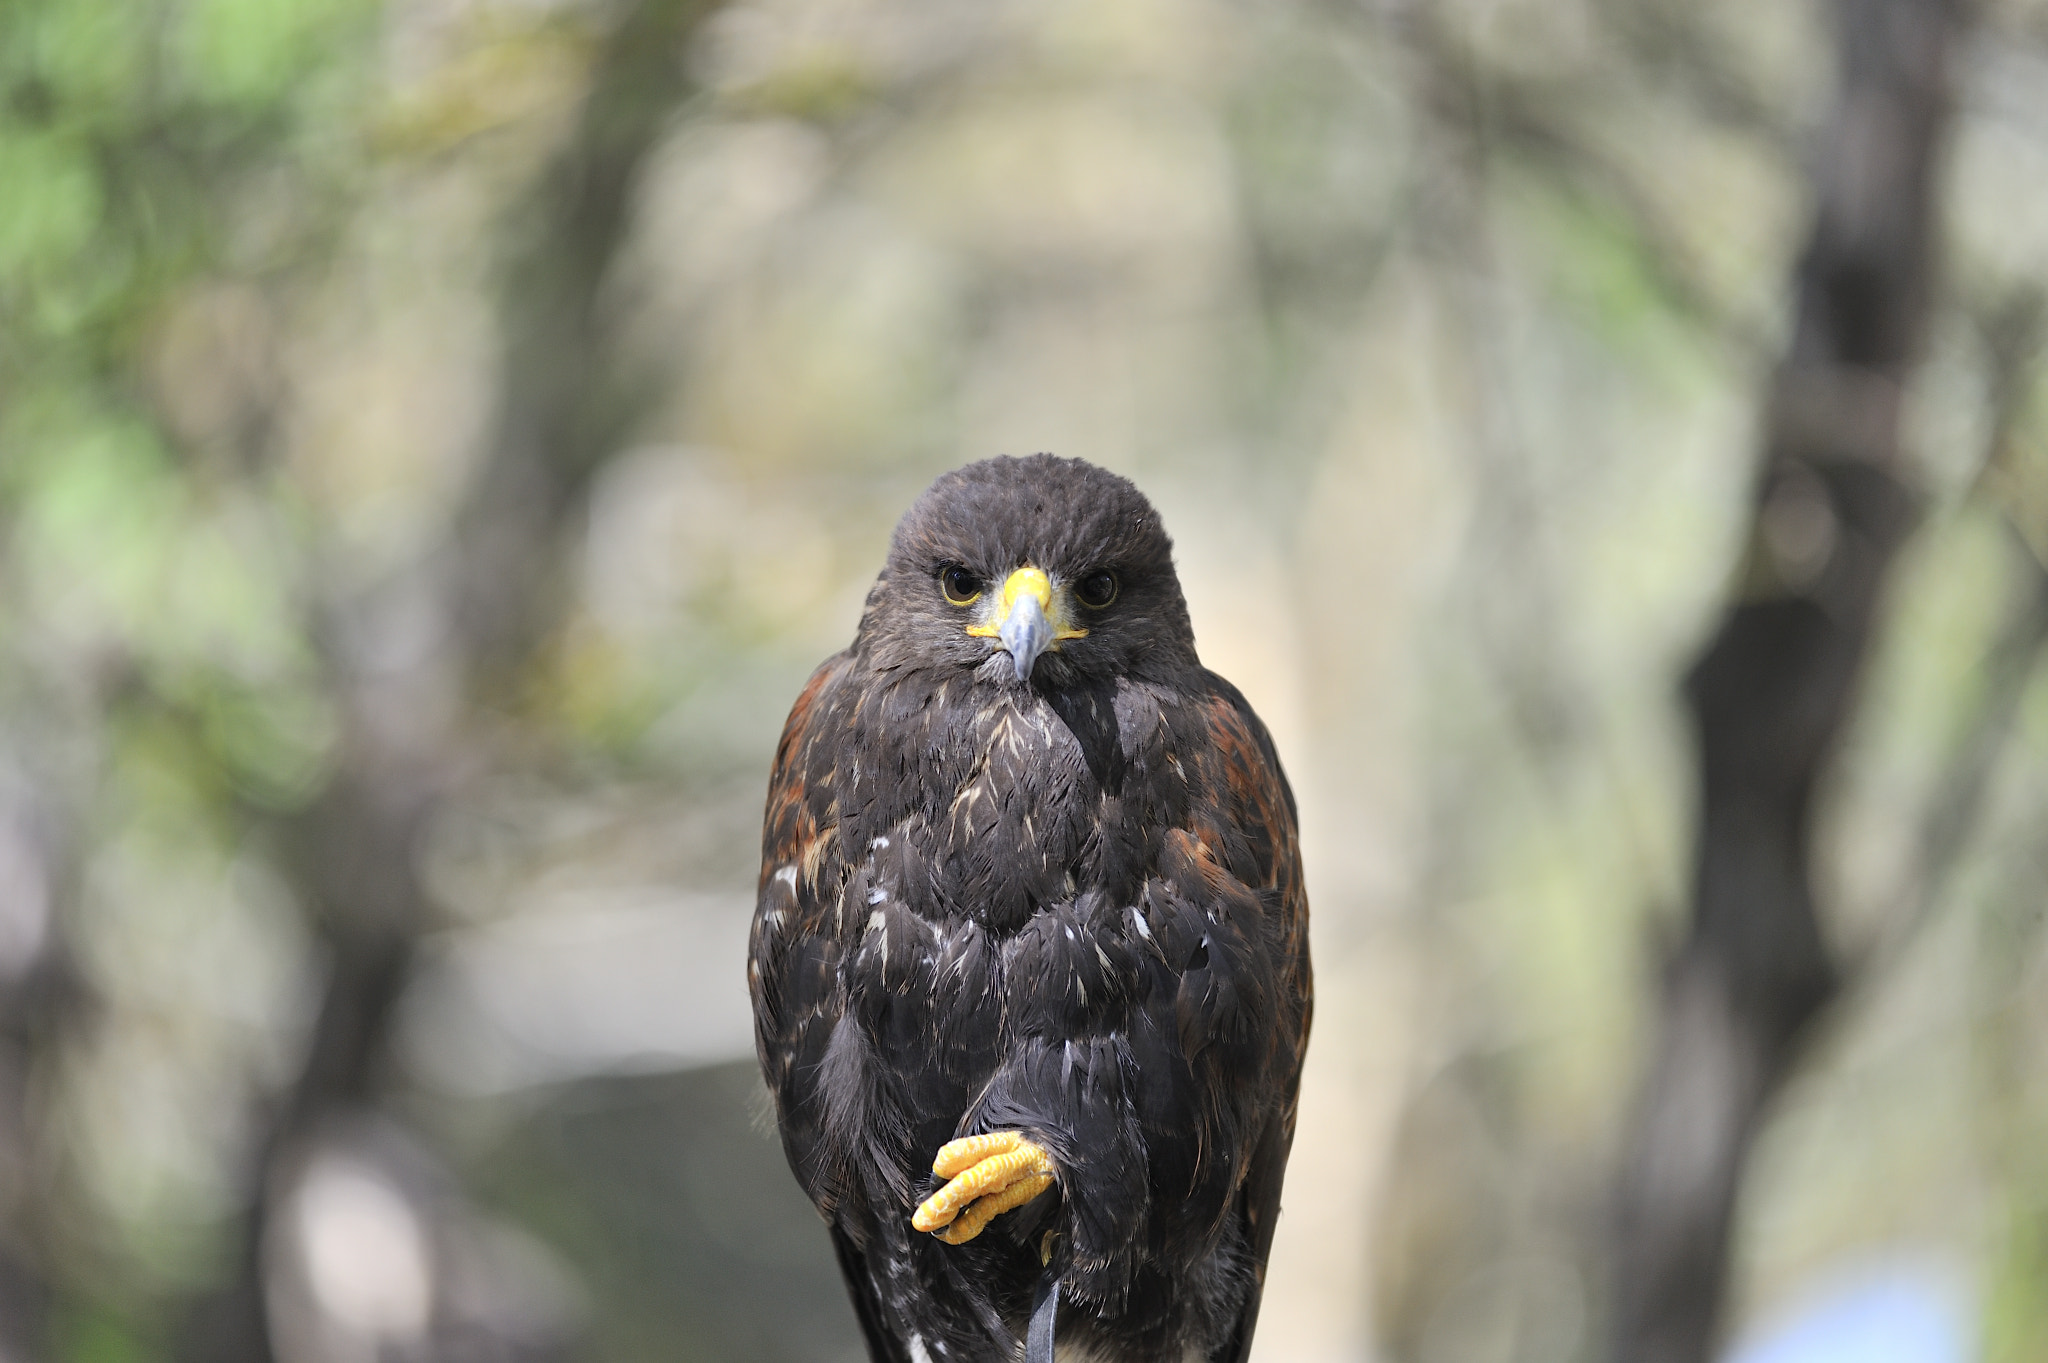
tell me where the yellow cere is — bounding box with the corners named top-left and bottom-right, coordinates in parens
top-left (963, 566), bottom-right (1090, 640)
top-left (1002, 566), bottom-right (1053, 614)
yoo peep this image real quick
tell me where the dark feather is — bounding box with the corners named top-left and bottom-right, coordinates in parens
top-left (751, 456), bottom-right (1312, 1363)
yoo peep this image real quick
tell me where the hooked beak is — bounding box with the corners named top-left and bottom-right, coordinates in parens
top-left (1000, 588), bottom-right (1053, 681)
top-left (966, 566), bottom-right (1087, 682)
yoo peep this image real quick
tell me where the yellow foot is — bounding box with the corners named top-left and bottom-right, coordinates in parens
top-left (911, 1132), bottom-right (1057, 1245)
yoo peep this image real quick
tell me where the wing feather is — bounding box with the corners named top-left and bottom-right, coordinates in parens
top-left (1194, 676), bottom-right (1311, 1363)
top-left (752, 655), bottom-right (855, 1212)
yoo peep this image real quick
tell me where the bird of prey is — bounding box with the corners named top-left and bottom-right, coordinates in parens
top-left (749, 455), bottom-right (1311, 1363)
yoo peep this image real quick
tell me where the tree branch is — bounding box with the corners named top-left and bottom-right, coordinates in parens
top-left (1607, 2), bottom-right (1968, 1361)
top-left (175, 2), bottom-right (721, 1356)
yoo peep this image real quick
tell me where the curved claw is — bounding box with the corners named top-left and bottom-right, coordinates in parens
top-left (913, 1132), bottom-right (1057, 1244)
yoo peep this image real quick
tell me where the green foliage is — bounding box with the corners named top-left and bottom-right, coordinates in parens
top-left (0, 126), bottom-right (101, 279)
top-left (0, 0), bottom-right (382, 1345)
top-left (178, 0), bottom-right (361, 105)
top-left (50, 1305), bottom-right (150, 1363)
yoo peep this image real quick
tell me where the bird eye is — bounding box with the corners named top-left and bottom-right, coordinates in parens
top-left (1075, 571), bottom-right (1118, 609)
top-left (938, 565), bottom-right (983, 605)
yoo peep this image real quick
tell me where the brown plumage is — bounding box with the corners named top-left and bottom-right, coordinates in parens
top-left (749, 455), bottom-right (1311, 1363)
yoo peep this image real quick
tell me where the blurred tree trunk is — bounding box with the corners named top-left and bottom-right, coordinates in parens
top-left (175, 0), bottom-right (722, 1357)
top-left (0, 757), bottom-right (86, 1363)
top-left (1608, 2), bottom-right (1968, 1362)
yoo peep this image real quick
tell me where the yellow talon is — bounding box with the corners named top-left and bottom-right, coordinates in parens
top-left (933, 1131), bottom-right (1032, 1178)
top-left (933, 1174), bottom-right (1053, 1244)
top-left (912, 1133), bottom-right (1057, 1242)
top-left (911, 1149), bottom-right (1047, 1230)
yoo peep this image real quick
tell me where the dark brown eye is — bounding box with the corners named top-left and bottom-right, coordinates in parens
top-left (1075, 571), bottom-right (1118, 609)
top-left (939, 565), bottom-right (982, 605)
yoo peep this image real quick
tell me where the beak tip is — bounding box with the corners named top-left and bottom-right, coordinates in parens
top-left (997, 592), bottom-right (1053, 683)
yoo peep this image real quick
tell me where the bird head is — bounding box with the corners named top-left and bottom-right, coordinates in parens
top-left (859, 455), bottom-right (1198, 687)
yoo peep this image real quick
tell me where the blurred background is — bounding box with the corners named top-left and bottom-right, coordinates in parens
top-left (1, 0), bottom-right (2046, 1359)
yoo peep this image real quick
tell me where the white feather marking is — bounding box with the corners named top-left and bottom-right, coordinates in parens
top-left (773, 865), bottom-right (798, 888)
top-left (866, 909), bottom-right (887, 933)
top-left (870, 835), bottom-right (890, 850)
top-left (1132, 909), bottom-right (1153, 941)
top-left (1095, 944), bottom-right (1113, 971)
top-left (867, 887), bottom-right (888, 905)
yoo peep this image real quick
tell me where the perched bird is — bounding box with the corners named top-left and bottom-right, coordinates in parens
top-left (749, 456), bottom-right (1311, 1363)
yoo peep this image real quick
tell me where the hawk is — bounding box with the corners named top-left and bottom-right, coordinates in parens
top-left (749, 456), bottom-right (1312, 1363)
